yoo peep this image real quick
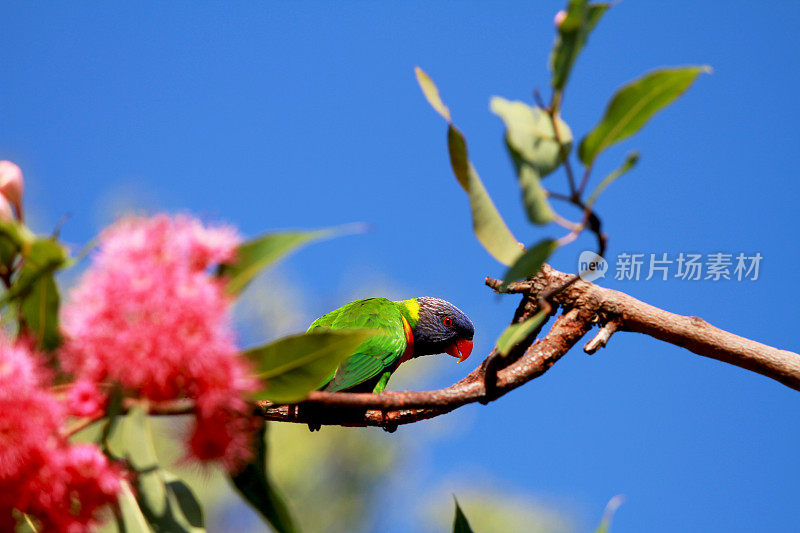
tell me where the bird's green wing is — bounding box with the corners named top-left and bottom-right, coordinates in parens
top-left (307, 298), bottom-right (407, 392)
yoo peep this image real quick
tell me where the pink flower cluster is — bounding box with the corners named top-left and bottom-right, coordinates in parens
top-left (61, 215), bottom-right (257, 469)
top-left (0, 160), bottom-right (24, 221)
top-left (0, 339), bottom-right (122, 531)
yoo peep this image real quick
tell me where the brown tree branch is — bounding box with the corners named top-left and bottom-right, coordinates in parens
top-left (257, 306), bottom-right (591, 429)
top-left (489, 265), bottom-right (800, 391)
top-left (256, 264), bottom-right (800, 429)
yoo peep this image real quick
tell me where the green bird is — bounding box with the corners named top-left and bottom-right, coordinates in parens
top-left (309, 296), bottom-right (475, 394)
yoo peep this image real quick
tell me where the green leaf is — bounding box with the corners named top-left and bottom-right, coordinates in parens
top-left (117, 481), bottom-right (153, 533)
top-left (126, 406), bottom-right (168, 521)
top-left (518, 164), bottom-right (555, 226)
top-left (551, 1), bottom-right (610, 90)
top-left (594, 495), bottom-right (625, 533)
top-left (489, 98), bottom-right (565, 225)
top-left (586, 152), bottom-right (639, 208)
top-left (415, 66), bottom-right (451, 122)
top-left (452, 497), bottom-right (475, 533)
top-left (14, 511), bottom-right (40, 533)
top-left (496, 310), bottom-right (548, 356)
top-left (125, 405), bottom-right (205, 532)
top-left (489, 97), bottom-right (572, 177)
top-left (447, 126), bottom-right (525, 264)
top-left (414, 67), bottom-right (523, 266)
top-left (0, 220), bottom-right (33, 274)
top-left (163, 472), bottom-right (205, 531)
top-left (0, 236), bottom-right (17, 274)
top-left (246, 330), bottom-right (373, 403)
top-left (101, 386), bottom-right (125, 450)
top-left (103, 390), bottom-right (128, 460)
top-left (6, 237), bottom-right (68, 302)
top-left (3, 237), bottom-right (69, 352)
top-left (500, 239), bottom-right (558, 291)
top-left (579, 66), bottom-right (710, 165)
top-left (19, 274), bottom-right (60, 351)
top-left (231, 424), bottom-right (298, 533)
top-left (218, 226), bottom-right (360, 296)
top-left (0, 219), bottom-right (35, 249)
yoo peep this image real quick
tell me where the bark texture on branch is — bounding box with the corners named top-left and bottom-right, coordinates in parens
top-left (258, 264), bottom-right (800, 429)
top-left (488, 265), bottom-right (800, 392)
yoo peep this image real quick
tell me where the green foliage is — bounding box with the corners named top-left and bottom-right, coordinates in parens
top-left (116, 482), bottom-right (151, 533)
top-left (579, 66), bottom-right (710, 165)
top-left (269, 422), bottom-right (396, 533)
top-left (495, 310), bottom-right (548, 356)
top-left (415, 67), bottom-right (523, 267)
top-left (230, 424), bottom-right (299, 533)
top-left (550, 1), bottom-right (610, 90)
top-left (113, 405), bottom-right (206, 533)
top-left (452, 497), bottom-right (476, 533)
top-left (594, 495), bottom-right (625, 533)
top-left (19, 273), bottom-right (60, 351)
top-left (245, 330), bottom-right (373, 403)
top-left (417, 4), bottom-right (707, 365)
top-left (490, 97), bottom-right (571, 225)
top-left (0, 230), bottom-right (69, 352)
top-left (8, 237), bottom-right (68, 299)
top-left (0, 220), bottom-right (33, 272)
top-left (13, 511), bottom-right (39, 533)
top-left (499, 239), bottom-right (558, 292)
top-left (428, 487), bottom-right (572, 533)
top-left (101, 390), bottom-right (128, 461)
top-left (489, 97), bottom-right (572, 177)
top-left (586, 152), bottom-right (639, 208)
top-left (415, 66), bottom-right (451, 122)
top-left (517, 164), bottom-right (555, 226)
top-left (218, 227), bottom-right (357, 295)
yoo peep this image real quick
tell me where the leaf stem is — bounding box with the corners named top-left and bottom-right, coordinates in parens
top-left (577, 164), bottom-right (594, 197)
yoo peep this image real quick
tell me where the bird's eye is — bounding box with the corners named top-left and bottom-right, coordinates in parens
top-left (442, 317), bottom-right (454, 327)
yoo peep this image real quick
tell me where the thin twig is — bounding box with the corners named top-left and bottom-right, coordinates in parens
top-left (65, 399), bottom-right (195, 438)
top-left (546, 99), bottom-right (577, 197)
top-left (584, 318), bottom-right (621, 354)
top-left (577, 165), bottom-right (593, 197)
top-left (546, 190), bottom-right (573, 202)
top-left (553, 212), bottom-right (581, 232)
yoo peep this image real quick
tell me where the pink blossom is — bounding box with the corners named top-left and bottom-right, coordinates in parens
top-left (189, 389), bottom-right (258, 470)
top-left (0, 338), bottom-right (49, 392)
top-left (0, 195), bottom-right (12, 222)
top-left (66, 380), bottom-right (107, 418)
top-left (0, 338), bottom-right (122, 531)
top-left (61, 214), bottom-right (257, 467)
top-left (61, 444), bottom-right (123, 512)
top-left (0, 339), bottom-right (59, 480)
top-left (0, 160), bottom-right (23, 216)
top-left (554, 10), bottom-right (567, 28)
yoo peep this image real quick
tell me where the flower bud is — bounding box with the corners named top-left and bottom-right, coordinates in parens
top-left (0, 194), bottom-right (13, 222)
top-left (554, 10), bottom-right (567, 28)
top-left (67, 379), bottom-right (107, 418)
top-left (0, 161), bottom-right (24, 218)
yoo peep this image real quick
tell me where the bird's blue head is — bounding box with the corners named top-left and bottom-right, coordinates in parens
top-left (399, 296), bottom-right (475, 361)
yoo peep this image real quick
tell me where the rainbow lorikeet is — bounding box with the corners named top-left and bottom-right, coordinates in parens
top-left (309, 297), bottom-right (475, 394)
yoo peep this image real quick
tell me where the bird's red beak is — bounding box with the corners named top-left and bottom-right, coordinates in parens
top-left (445, 339), bottom-right (473, 363)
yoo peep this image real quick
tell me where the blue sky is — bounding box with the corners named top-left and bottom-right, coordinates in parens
top-left (3, 2), bottom-right (799, 532)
